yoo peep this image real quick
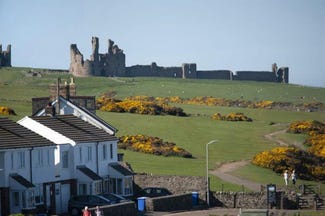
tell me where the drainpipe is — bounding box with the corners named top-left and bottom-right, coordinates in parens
top-left (30, 147), bottom-right (33, 183)
top-left (96, 142), bottom-right (99, 175)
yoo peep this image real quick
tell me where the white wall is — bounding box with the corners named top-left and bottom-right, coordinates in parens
top-left (4, 149), bottom-right (31, 187)
top-left (32, 146), bottom-right (56, 184)
top-left (97, 141), bottom-right (118, 176)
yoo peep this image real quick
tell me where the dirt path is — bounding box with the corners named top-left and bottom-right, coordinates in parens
top-left (210, 160), bottom-right (262, 191)
top-left (264, 129), bottom-right (288, 146)
top-left (210, 125), bottom-right (298, 191)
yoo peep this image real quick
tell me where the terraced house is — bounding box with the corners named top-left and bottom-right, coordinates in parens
top-left (18, 96), bottom-right (134, 215)
top-left (0, 93), bottom-right (134, 215)
top-left (0, 118), bottom-right (56, 216)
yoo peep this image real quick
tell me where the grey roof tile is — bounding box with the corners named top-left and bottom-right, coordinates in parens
top-left (0, 118), bottom-right (55, 150)
top-left (30, 114), bottom-right (117, 143)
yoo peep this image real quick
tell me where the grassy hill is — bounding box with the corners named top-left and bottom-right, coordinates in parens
top-left (1, 66), bottom-right (324, 192)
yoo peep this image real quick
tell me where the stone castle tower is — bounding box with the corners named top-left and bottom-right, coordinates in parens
top-left (0, 44), bottom-right (11, 67)
top-left (69, 37), bottom-right (125, 77)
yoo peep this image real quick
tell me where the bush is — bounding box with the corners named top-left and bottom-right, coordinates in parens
top-left (0, 106), bottom-right (16, 115)
top-left (252, 147), bottom-right (325, 181)
top-left (118, 134), bottom-right (193, 158)
top-left (253, 120), bottom-right (325, 181)
top-left (96, 96), bottom-right (187, 116)
top-left (211, 112), bottom-right (252, 122)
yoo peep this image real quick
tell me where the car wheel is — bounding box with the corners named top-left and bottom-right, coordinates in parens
top-left (70, 208), bottom-right (79, 216)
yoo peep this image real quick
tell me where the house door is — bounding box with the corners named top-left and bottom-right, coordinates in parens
top-left (55, 183), bottom-right (61, 214)
top-left (45, 185), bottom-right (51, 210)
top-left (61, 184), bottom-right (70, 213)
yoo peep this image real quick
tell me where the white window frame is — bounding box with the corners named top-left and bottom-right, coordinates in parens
top-left (110, 144), bottom-right (113, 159)
top-left (24, 189), bottom-right (35, 209)
top-left (124, 177), bottom-right (133, 196)
top-left (94, 181), bottom-right (103, 194)
top-left (18, 151), bottom-right (25, 169)
top-left (37, 149), bottom-right (43, 167)
top-left (87, 146), bottom-right (92, 161)
top-left (11, 152), bottom-right (14, 169)
top-left (102, 144), bottom-right (107, 160)
top-left (34, 184), bottom-right (44, 205)
top-left (79, 147), bottom-right (82, 163)
top-left (78, 183), bottom-right (88, 195)
top-left (46, 149), bottom-right (50, 166)
top-left (62, 151), bottom-right (69, 168)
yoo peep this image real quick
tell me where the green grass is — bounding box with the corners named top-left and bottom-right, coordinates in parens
top-left (1, 67), bottom-right (325, 192)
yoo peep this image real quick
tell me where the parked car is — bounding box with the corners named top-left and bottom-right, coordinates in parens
top-left (135, 187), bottom-right (172, 198)
top-left (68, 194), bottom-right (127, 216)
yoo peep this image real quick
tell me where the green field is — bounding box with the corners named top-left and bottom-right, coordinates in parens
top-left (1, 67), bottom-right (324, 192)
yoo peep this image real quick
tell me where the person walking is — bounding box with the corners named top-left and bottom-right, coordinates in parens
top-left (291, 169), bottom-right (297, 185)
top-left (83, 206), bottom-right (91, 216)
top-left (283, 170), bottom-right (289, 186)
top-left (95, 206), bottom-right (103, 216)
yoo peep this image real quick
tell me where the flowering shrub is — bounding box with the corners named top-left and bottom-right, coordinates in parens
top-left (0, 106), bottom-right (16, 115)
top-left (211, 112), bottom-right (252, 122)
top-left (251, 100), bottom-right (274, 109)
top-left (287, 120), bottom-right (324, 134)
top-left (305, 134), bottom-right (325, 157)
top-left (287, 120), bottom-right (325, 158)
top-left (102, 95), bottom-right (324, 112)
top-left (96, 96), bottom-right (187, 116)
top-left (252, 147), bottom-right (325, 181)
top-left (253, 120), bottom-right (325, 181)
top-left (118, 134), bottom-right (193, 158)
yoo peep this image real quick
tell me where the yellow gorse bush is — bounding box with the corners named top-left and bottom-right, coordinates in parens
top-left (118, 134), bottom-right (193, 158)
top-left (252, 146), bottom-right (325, 180)
top-left (0, 106), bottom-right (16, 115)
top-left (96, 95), bottom-right (187, 116)
top-left (253, 120), bottom-right (325, 181)
top-left (211, 112), bottom-right (252, 122)
top-left (288, 120), bottom-right (325, 158)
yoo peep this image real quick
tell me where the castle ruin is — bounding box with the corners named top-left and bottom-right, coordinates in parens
top-left (70, 37), bottom-right (125, 77)
top-left (69, 37), bottom-right (288, 83)
top-left (0, 44), bottom-right (11, 67)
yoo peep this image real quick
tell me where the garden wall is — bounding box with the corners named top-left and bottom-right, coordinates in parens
top-left (133, 174), bottom-right (207, 203)
top-left (145, 193), bottom-right (194, 211)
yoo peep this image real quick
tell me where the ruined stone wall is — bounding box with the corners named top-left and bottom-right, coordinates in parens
top-left (125, 62), bottom-right (182, 78)
top-left (182, 63), bottom-right (197, 78)
top-left (197, 70), bottom-right (232, 80)
top-left (0, 44), bottom-right (11, 67)
top-left (68, 37), bottom-right (289, 83)
top-left (69, 37), bottom-right (125, 77)
top-left (234, 71), bottom-right (277, 82)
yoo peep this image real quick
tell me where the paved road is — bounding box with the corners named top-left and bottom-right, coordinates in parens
top-left (143, 208), bottom-right (325, 216)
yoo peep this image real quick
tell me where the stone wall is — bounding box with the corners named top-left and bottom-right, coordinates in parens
top-left (234, 71), bottom-right (277, 82)
top-left (197, 70), bottom-right (232, 80)
top-left (0, 44), bottom-right (11, 67)
top-left (126, 62), bottom-right (182, 78)
top-left (68, 37), bottom-right (289, 83)
top-left (145, 193), bottom-right (194, 211)
top-left (70, 37), bottom-right (125, 77)
top-left (133, 174), bottom-right (207, 203)
top-left (212, 192), bottom-right (268, 209)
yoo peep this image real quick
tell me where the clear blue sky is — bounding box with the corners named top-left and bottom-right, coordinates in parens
top-left (1, 0), bottom-right (324, 87)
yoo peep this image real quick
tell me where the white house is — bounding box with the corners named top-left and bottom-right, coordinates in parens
top-left (0, 118), bottom-right (56, 216)
top-left (18, 114), bottom-right (134, 214)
